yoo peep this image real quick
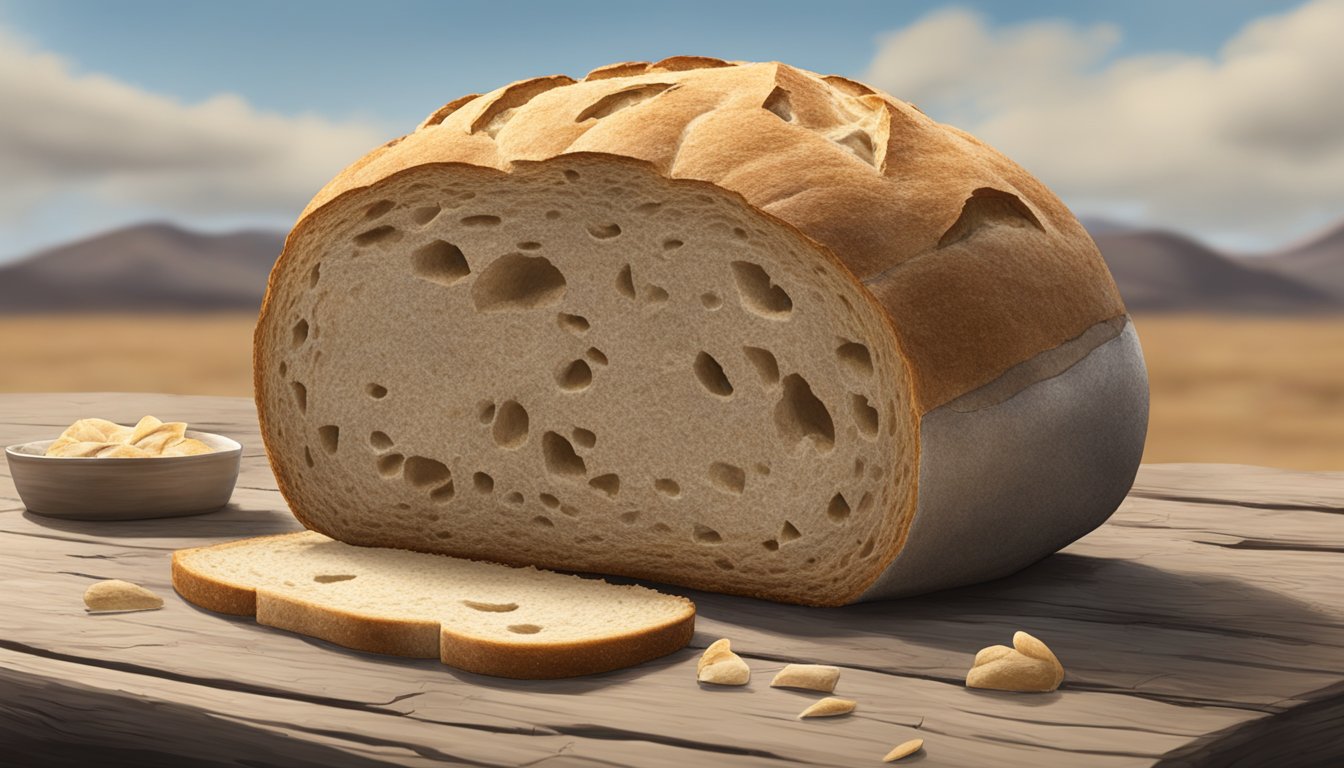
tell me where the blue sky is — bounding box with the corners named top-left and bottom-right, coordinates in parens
top-left (1, 0), bottom-right (1339, 262)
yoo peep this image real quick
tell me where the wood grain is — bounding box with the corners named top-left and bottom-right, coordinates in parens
top-left (1, 393), bottom-right (1341, 767)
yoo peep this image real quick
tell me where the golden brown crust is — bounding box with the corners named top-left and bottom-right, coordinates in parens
top-left (173, 536), bottom-right (697, 678)
top-left (285, 58), bottom-right (1123, 413)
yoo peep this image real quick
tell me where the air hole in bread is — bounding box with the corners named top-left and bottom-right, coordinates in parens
top-left (576, 82), bottom-right (676, 122)
top-left (473, 471), bottom-right (494, 493)
top-left (542, 431), bottom-right (586, 477)
top-left (563, 170), bottom-right (580, 182)
top-left (403, 456), bottom-right (451, 488)
top-left (635, 201), bottom-right (663, 214)
top-left (532, 515), bottom-right (554, 527)
top-left (539, 493), bottom-right (560, 508)
top-left (303, 446), bottom-right (314, 468)
top-left (857, 491), bottom-right (873, 515)
top-left (291, 381), bottom-right (308, 412)
top-left (742, 346), bottom-right (780, 386)
top-left (353, 225), bottom-right (401, 247)
top-left (559, 503), bottom-right (580, 517)
top-left (377, 453), bottom-right (404, 477)
top-left (317, 425), bottom-right (339, 454)
top-left (279, 361), bottom-right (288, 377)
top-left (477, 400), bottom-right (496, 425)
top-left (410, 205), bottom-right (441, 226)
top-left (763, 86), bottom-right (794, 122)
top-left (700, 292), bottom-right (722, 310)
top-left (715, 558), bottom-right (735, 570)
top-left (654, 478), bottom-right (681, 498)
top-left (517, 241), bottom-right (542, 251)
top-left (585, 347), bottom-right (608, 366)
top-left (854, 457), bottom-right (865, 477)
top-left (754, 462), bottom-right (771, 475)
top-left (557, 312), bottom-right (589, 334)
top-left (365, 383), bottom-right (389, 400)
top-left (587, 222), bottom-right (622, 239)
top-left (652, 522), bottom-right (673, 534)
top-left (556, 359), bottom-right (593, 392)
top-left (663, 238), bottom-right (683, 250)
top-left (508, 624), bottom-right (542, 635)
top-left (571, 427), bottom-right (596, 449)
top-left (462, 599), bottom-right (517, 612)
top-left (851, 393), bottom-right (879, 437)
top-left (836, 341), bottom-right (874, 378)
top-left (733, 227), bottom-right (748, 240)
top-left (472, 253), bottom-right (567, 312)
top-left (461, 214), bottom-right (501, 227)
top-left (693, 351), bottom-right (733, 397)
top-left (411, 240), bottom-right (471, 286)
top-left (619, 511), bottom-right (640, 524)
top-left (831, 128), bottom-right (877, 167)
top-left (775, 374), bottom-right (835, 453)
top-left (859, 537), bottom-right (876, 558)
top-left (307, 264), bottom-right (320, 288)
top-left (644, 284), bottom-right (669, 303)
top-left (492, 399), bottom-right (529, 448)
top-left (364, 200), bottom-right (395, 219)
top-left (763, 539), bottom-right (779, 551)
top-left (781, 520), bottom-right (803, 543)
top-left (369, 431), bottom-right (394, 451)
top-left (504, 491), bottom-right (524, 505)
top-left (615, 263), bottom-right (636, 299)
top-left (709, 462), bottom-right (746, 495)
top-left (545, 209), bottom-right (562, 219)
top-left (827, 493), bottom-right (851, 523)
top-left (730, 261), bottom-right (793, 319)
top-left (694, 524), bottom-right (723, 544)
top-left (313, 574), bottom-right (357, 583)
top-left (588, 473), bottom-right (620, 497)
top-left (292, 319), bottom-right (309, 347)
top-left (430, 480), bottom-right (454, 502)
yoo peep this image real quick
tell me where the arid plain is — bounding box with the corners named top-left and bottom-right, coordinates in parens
top-left (1, 312), bottom-right (1340, 470)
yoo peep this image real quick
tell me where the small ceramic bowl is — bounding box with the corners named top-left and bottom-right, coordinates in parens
top-left (5, 430), bottom-right (242, 520)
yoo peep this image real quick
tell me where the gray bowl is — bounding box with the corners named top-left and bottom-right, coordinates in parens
top-left (5, 430), bottom-right (242, 520)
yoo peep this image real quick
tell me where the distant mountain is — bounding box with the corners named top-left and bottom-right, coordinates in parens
top-left (0, 222), bottom-right (283, 313)
top-left (1254, 218), bottom-right (1344, 301)
top-left (2, 216), bottom-right (1341, 314)
top-left (1088, 228), bottom-right (1339, 312)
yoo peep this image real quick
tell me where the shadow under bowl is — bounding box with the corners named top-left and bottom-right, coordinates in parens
top-left (5, 431), bottom-right (242, 520)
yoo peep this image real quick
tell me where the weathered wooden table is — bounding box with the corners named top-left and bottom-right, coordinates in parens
top-left (1, 393), bottom-right (1341, 767)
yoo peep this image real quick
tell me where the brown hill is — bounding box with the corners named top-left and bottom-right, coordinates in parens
top-left (1254, 218), bottom-right (1344, 301)
top-left (1089, 227), bottom-right (1339, 312)
top-left (0, 222), bottom-right (282, 313)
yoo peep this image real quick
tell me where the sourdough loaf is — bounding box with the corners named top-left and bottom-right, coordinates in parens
top-left (253, 57), bottom-right (1148, 606)
top-left (172, 531), bottom-right (695, 678)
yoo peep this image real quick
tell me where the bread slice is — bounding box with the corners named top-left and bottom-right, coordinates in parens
top-left (171, 532), bottom-right (695, 678)
top-left (253, 58), bottom-right (1148, 606)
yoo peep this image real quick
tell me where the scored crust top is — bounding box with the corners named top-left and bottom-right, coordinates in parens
top-left (289, 55), bottom-right (1126, 413)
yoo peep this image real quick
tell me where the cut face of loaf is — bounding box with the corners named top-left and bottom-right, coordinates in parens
top-left (257, 156), bottom-right (915, 606)
top-left (172, 531), bottom-right (695, 678)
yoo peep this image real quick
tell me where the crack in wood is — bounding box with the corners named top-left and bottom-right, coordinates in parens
top-left (1197, 538), bottom-right (1344, 555)
top-left (1130, 491), bottom-right (1343, 515)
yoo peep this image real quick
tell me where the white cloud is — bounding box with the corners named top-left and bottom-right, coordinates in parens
top-left (864, 1), bottom-right (1344, 250)
top-left (0, 24), bottom-right (388, 250)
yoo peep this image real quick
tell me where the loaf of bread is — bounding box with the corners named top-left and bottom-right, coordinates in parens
top-left (253, 57), bottom-right (1148, 606)
top-left (172, 531), bottom-right (694, 678)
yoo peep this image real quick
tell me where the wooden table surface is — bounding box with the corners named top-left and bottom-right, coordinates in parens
top-left (1, 393), bottom-right (1341, 768)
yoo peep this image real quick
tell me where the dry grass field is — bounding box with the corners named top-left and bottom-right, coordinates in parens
top-left (0, 312), bottom-right (1340, 470)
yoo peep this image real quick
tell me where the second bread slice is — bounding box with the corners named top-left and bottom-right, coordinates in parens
top-left (172, 531), bottom-right (695, 678)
